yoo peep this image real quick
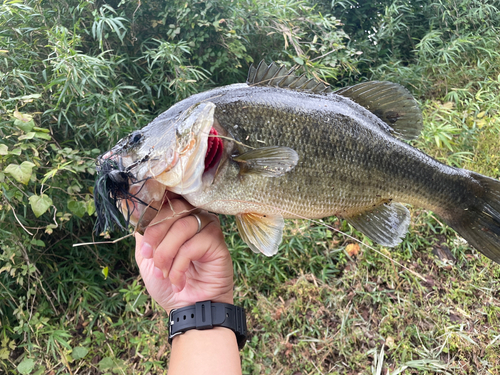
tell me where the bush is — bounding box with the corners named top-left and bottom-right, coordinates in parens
top-left (1, 0), bottom-right (499, 372)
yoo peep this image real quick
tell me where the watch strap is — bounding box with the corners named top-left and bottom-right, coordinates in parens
top-left (168, 301), bottom-right (247, 350)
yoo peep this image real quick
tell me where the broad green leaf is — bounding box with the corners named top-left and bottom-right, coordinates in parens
top-left (14, 118), bottom-right (35, 133)
top-left (0, 144), bottom-right (8, 155)
top-left (32, 126), bottom-right (50, 133)
top-left (19, 132), bottom-right (36, 140)
top-left (86, 199), bottom-right (96, 216)
top-left (72, 346), bottom-right (89, 360)
top-left (30, 239), bottom-right (45, 247)
top-left (9, 148), bottom-right (22, 156)
top-left (32, 367), bottom-right (46, 375)
top-left (17, 358), bottom-right (35, 374)
top-left (29, 194), bottom-right (53, 217)
top-left (293, 57), bottom-right (304, 65)
top-left (98, 357), bottom-right (115, 371)
top-left (34, 132), bottom-right (51, 140)
top-left (4, 161), bottom-right (36, 184)
top-left (0, 347), bottom-right (8, 360)
top-left (102, 266), bottom-right (109, 279)
top-left (67, 200), bottom-right (86, 218)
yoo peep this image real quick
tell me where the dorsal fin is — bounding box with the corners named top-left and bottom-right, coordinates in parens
top-left (334, 81), bottom-right (423, 140)
top-left (247, 60), bottom-right (332, 94)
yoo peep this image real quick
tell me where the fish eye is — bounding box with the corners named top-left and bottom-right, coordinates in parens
top-left (129, 132), bottom-right (142, 146)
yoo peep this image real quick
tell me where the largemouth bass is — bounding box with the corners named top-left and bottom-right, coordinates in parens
top-left (94, 61), bottom-right (500, 263)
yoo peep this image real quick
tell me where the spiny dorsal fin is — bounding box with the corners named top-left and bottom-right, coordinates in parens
top-left (334, 81), bottom-right (423, 140)
top-left (247, 60), bottom-right (332, 94)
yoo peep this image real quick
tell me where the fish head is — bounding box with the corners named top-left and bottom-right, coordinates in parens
top-left (94, 102), bottom-right (216, 233)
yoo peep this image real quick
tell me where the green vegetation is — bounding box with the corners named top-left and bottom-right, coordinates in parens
top-left (1, 0), bottom-right (500, 373)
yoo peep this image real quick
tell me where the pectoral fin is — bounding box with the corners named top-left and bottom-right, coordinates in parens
top-left (235, 213), bottom-right (285, 256)
top-left (233, 146), bottom-right (299, 177)
top-left (345, 202), bottom-right (411, 247)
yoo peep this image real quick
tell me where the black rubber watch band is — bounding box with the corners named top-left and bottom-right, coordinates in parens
top-left (168, 301), bottom-right (247, 350)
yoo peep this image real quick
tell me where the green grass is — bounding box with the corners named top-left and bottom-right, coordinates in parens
top-left (6, 209), bottom-right (500, 374)
top-left (2, 0), bottom-right (500, 372)
top-left (3, 88), bottom-right (500, 375)
top-left (3, 103), bottom-right (500, 374)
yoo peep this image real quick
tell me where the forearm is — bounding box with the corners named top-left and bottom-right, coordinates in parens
top-left (168, 327), bottom-right (242, 375)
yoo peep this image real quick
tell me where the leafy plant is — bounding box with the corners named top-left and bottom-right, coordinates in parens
top-left (1, 0), bottom-right (499, 373)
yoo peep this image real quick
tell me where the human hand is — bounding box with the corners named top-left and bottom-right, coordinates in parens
top-left (134, 194), bottom-right (234, 314)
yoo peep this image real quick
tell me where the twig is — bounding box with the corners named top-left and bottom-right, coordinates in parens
top-left (5, 175), bottom-right (30, 198)
top-left (72, 232), bottom-right (134, 247)
top-left (310, 48), bottom-right (339, 63)
top-left (5, 200), bottom-right (33, 235)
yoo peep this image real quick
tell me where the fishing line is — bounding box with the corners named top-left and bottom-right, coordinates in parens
top-left (208, 134), bottom-right (256, 150)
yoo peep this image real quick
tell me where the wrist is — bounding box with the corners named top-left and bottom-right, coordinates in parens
top-left (168, 327), bottom-right (242, 375)
top-left (163, 293), bottom-right (234, 315)
top-left (171, 326), bottom-right (237, 346)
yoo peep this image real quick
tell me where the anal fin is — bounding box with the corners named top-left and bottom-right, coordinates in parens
top-left (345, 202), bottom-right (411, 247)
top-left (236, 213), bottom-right (284, 256)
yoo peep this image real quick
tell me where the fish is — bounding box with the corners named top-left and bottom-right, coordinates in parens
top-left (94, 60), bottom-right (500, 263)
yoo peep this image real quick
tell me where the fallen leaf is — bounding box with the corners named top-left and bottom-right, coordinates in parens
top-left (345, 243), bottom-right (360, 257)
top-left (385, 336), bottom-right (396, 349)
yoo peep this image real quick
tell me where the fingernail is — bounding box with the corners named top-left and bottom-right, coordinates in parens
top-left (141, 243), bottom-right (153, 258)
top-left (153, 267), bottom-right (164, 279)
top-left (171, 284), bottom-right (180, 293)
top-left (163, 269), bottom-right (169, 279)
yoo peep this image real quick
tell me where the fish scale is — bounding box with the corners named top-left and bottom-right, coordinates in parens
top-left (96, 61), bottom-right (500, 262)
top-left (195, 88), bottom-right (465, 219)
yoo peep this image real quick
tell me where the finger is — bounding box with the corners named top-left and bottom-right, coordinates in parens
top-left (140, 198), bottom-right (196, 259)
top-left (168, 219), bottom-right (226, 289)
top-left (134, 232), bottom-right (164, 280)
top-left (135, 232), bottom-right (144, 266)
top-left (153, 212), bottom-right (215, 278)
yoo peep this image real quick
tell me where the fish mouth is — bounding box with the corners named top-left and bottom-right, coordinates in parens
top-left (93, 157), bottom-right (161, 233)
top-left (94, 102), bottom-right (217, 234)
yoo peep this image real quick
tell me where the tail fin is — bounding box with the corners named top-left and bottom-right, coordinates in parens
top-left (444, 172), bottom-right (500, 263)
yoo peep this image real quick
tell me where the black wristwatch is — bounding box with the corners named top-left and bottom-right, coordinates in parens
top-left (168, 301), bottom-right (247, 350)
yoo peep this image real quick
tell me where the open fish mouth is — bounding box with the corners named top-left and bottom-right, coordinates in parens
top-left (94, 102), bottom-right (217, 234)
